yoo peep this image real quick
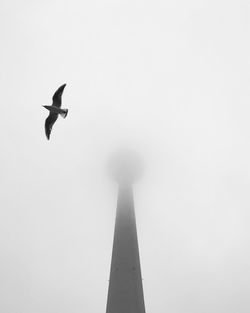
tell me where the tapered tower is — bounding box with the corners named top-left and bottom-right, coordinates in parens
top-left (106, 153), bottom-right (146, 313)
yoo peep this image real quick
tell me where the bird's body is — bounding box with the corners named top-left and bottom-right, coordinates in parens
top-left (43, 84), bottom-right (68, 140)
top-left (43, 105), bottom-right (68, 116)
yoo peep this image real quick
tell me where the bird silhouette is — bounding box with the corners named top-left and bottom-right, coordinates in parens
top-left (43, 84), bottom-right (68, 140)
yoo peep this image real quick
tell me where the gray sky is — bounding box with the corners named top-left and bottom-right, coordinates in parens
top-left (0, 0), bottom-right (249, 312)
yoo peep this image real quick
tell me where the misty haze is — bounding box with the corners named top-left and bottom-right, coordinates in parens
top-left (0, 1), bottom-right (249, 313)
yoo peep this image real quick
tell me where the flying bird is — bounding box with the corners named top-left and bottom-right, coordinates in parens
top-left (43, 84), bottom-right (68, 140)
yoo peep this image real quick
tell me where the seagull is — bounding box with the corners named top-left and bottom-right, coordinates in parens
top-left (43, 84), bottom-right (68, 140)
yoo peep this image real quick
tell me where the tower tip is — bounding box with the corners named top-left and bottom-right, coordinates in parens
top-left (108, 149), bottom-right (143, 185)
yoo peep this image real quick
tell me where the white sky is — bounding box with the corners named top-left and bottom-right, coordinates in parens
top-left (0, 0), bottom-right (249, 312)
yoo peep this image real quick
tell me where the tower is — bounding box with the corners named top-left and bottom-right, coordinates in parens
top-left (106, 154), bottom-right (146, 313)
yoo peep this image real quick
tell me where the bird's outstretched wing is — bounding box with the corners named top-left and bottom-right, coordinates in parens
top-left (45, 113), bottom-right (58, 140)
top-left (52, 84), bottom-right (66, 107)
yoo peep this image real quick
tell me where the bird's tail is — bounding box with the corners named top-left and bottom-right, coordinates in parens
top-left (60, 109), bottom-right (68, 118)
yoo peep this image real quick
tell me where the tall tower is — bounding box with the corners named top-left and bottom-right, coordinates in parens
top-left (106, 154), bottom-right (146, 313)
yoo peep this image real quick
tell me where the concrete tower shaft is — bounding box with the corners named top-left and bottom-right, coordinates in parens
top-left (106, 185), bottom-right (146, 313)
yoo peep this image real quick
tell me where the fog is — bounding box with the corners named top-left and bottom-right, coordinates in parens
top-left (0, 0), bottom-right (249, 312)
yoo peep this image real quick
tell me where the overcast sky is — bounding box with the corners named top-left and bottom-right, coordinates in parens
top-left (0, 0), bottom-right (249, 312)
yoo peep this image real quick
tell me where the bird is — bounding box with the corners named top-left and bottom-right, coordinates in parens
top-left (43, 84), bottom-right (68, 140)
